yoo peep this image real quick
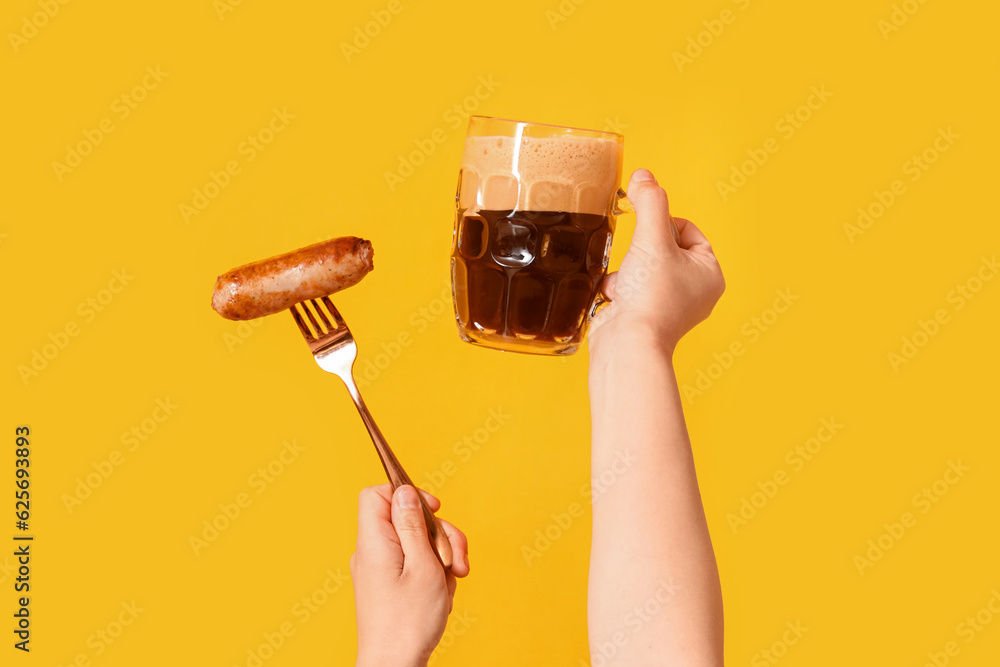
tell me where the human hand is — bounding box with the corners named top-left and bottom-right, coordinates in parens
top-left (351, 483), bottom-right (470, 667)
top-left (591, 168), bottom-right (725, 351)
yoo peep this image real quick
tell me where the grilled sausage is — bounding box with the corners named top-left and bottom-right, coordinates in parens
top-left (212, 236), bottom-right (374, 320)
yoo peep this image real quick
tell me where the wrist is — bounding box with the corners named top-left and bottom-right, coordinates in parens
top-left (589, 312), bottom-right (677, 360)
top-left (357, 641), bottom-right (430, 667)
top-left (357, 654), bottom-right (426, 667)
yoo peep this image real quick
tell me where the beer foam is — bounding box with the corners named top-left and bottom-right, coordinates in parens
top-left (459, 134), bottom-right (622, 215)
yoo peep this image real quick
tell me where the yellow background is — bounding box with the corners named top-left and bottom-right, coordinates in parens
top-left (3, 0), bottom-right (998, 665)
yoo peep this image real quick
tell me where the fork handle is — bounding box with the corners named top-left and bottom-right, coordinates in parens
top-left (348, 390), bottom-right (454, 570)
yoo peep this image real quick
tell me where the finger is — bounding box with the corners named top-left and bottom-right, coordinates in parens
top-left (600, 272), bottom-right (618, 302)
top-left (626, 169), bottom-right (677, 251)
top-left (447, 573), bottom-right (458, 613)
top-left (672, 217), bottom-right (716, 257)
top-left (356, 485), bottom-right (399, 561)
top-left (357, 481), bottom-right (440, 510)
top-left (437, 518), bottom-right (470, 578)
top-left (390, 485), bottom-right (439, 571)
top-left (419, 488), bottom-right (441, 513)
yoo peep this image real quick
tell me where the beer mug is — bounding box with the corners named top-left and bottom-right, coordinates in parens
top-left (450, 116), bottom-right (625, 355)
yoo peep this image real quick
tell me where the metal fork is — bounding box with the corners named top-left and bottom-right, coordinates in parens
top-left (290, 297), bottom-right (453, 569)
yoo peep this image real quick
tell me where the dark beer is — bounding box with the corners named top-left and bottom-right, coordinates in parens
top-left (451, 209), bottom-right (613, 352)
top-left (451, 118), bottom-right (624, 355)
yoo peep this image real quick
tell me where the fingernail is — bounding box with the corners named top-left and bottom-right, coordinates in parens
top-left (632, 168), bottom-right (657, 184)
top-left (396, 485), bottom-right (418, 509)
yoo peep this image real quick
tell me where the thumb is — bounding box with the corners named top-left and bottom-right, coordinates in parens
top-left (600, 271), bottom-right (618, 301)
top-left (626, 169), bottom-right (678, 253)
top-left (390, 485), bottom-right (437, 569)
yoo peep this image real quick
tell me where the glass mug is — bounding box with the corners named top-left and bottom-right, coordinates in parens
top-left (450, 116), bottom-right (625, 355)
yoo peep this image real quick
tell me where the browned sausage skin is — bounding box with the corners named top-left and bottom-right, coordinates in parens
top-left (212, 236), bottom-right (374, 320)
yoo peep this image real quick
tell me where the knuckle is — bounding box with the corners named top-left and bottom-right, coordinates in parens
top-left (396, 513), bottom-right (426, 536)
top-left (633, 180), bottom-right (667, 202)
top-left (358, 486), bottom-right (380, 505)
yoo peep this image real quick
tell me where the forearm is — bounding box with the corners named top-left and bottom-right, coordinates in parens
top-left (357, 656), bottom-right (425, 667)
top-left (587, 324), bottom-right (723, 666)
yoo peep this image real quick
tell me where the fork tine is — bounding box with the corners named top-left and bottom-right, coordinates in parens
top-left (290, 304), bottom-right (313, 339)
top-left (322, 296), bottom-right (348, 331)
top-left (301, 300), bottom-right (324, 335)
top-left (311, 298), bottom-right (335, 332)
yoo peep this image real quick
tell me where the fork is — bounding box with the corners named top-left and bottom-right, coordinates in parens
top-left (290, 297), bottom-right (453, 569)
